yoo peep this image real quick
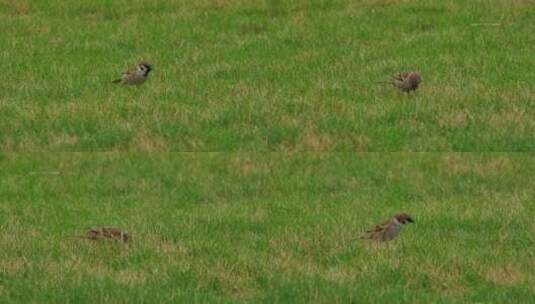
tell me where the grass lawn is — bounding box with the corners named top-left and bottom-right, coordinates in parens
top-left (1, 0), bottom-right (534, 151)
top-left (1, 153), bottom-right (534, 302)
top-left (1, 0), bottom-right (534, 302)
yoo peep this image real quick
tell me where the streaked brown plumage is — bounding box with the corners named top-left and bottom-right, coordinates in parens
top-left (113, 61), bottom-right (153, 85)
top-left (360, 213), bottom-right (414, 241)
top-left (381, 71), bottom-right (422, 93)
top-left (68, 227), bottom-right (130, 242)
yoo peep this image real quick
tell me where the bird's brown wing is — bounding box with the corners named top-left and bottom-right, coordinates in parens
top-left (83, 227), bottom-right (127, 240)
top-left (101, 227), bottom-right (118, 237)
top-left (102, 227), bottom-right (129, 241)
top-left (360, 221), bottom-right (388, 239)
top-left (391, 72), bottom-right (409, 82)
top-left (122, 68), bottom-right (136, 77)
top-left (113, 68), bottom-right (135, 83)
top-left (368, 222), bottom-right (388, 233)
top-left (85, 228), bottom-right (103, 240)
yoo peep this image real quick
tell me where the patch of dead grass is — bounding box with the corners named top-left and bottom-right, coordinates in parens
top-left (196, 0), bottom-right (238, 10)
top-left (229, 155), bottom-right (272, 177)
top-left (325, 266), bottom-right (353, 282)
top-left (230, 156), bottom-right (255, 176)
top-left (115, 269), bottom-right (148, 286)
top-left (131, 131), bottom-right (167, 151)
top-left (442, 154), bottom-right (472, 174)
top-left (42, 257), bottom-right (151, 287)
top-left (0, 137), bottom-right (38, 151)
top-left (49, 133), bottom-right (79, 147)
top-left (487, 106), bottom-right (529, 128)
top-left (192, 261), bottom-right (258, 300)
top-left (483, 264), bottom-right (524, 286)
top-left (268, 237), bottom-right (318, 275)
top-left (0, 258), bottom-right (29, 276)
top-left (350, 134), bottom-right (371, 151)
top-left (154, 240), bottom-right (191, 258)
top-left (441, 155), bottom-right (512, 176)
top-left (421, 262), bottom-right (467, 297)
top-left (0, 0), bottom-right (30, 15)
top-left (403, 260), bottom-right (467, 297)
top-left (473, 157), bottom-right (512, 176)
top-left (298, 130), bottom-right (332, 151)
top-left (438, 111), bottom-right (471, 129)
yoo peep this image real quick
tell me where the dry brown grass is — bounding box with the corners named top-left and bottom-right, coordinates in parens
top-left (299, 130), bottom-right (332, 151)
top-left (0, 259), bottom-right (27, 277)
top-left (483, 264), bottom-right (524, 286)
top-left (0, 0), bottom-right (30, 15)
top-left (49, 133), bottom-right (79, 147)
top-left (114, 269), bottom-right (149, 286)
top-left (230, 155), bottom-right (259, 176)
top-left (418, 261), bottom-right (467, 297)
top-left (441, 154), bottom-right (513, 176)
top-left (438, 111), bottom-right (471, 129)
top-left (487, 107), bottom-right (530, 129)
top-left (131, 131), bottom-right (167, 151)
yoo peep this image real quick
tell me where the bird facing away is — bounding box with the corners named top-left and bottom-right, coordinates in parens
top-left (68, 227), bottom-right (130, 242)
top-left (386, 71), bottom-right (422, 93)
top-left (113, 61), bottom-right (153, 85)
top-left (360, 213), bottom-right (414, 241)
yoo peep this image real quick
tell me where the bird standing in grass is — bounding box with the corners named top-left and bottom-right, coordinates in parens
top-left (380, 71), bottom-right (422, 93)
top-left (113, 61), bottom-right (153, 85)
top-left (67, 227), bottom-right (130, 242)
top-left (360, 213), bottom-right (414, 241)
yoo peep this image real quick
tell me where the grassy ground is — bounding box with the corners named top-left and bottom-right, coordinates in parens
top-left (1, 153), bottom-right (534, 303)
top-left (1, 0), bottom-right (534, 151)
top-left (1, 1), bottom-right (534, 302)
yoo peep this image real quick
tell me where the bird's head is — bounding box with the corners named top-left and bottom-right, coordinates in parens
top-left (394, 212), bottom-right (414, 224)
top-left (408, 72), bottom-right (421, 86)
top-left (138, 61), bottom-right (153, 74)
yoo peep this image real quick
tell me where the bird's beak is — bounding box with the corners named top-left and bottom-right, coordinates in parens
top-left (407, 217), bottom-right (414, 223)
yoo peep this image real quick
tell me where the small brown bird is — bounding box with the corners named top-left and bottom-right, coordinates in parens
top-left (360, 213), bottom-right (414, 241)
top-left (113, 61), bottom-right (153, 85)
top-left (67, 227), bottom-right (130, 242)
top-left (381, 71), bottom-right (422, 93)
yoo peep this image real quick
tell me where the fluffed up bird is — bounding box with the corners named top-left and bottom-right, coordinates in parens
top-left (380, 71), bottom-right (422, 93)
top-left (67, 227), bottom-right (130, 242)
top-left (113, 61), bottom-right (153, 85)
top-left (360, 213), bottom-right (414, 241)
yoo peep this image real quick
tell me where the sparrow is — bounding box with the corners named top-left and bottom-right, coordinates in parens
top-left (112, 61), bottom-right (153, 85)
top-left (67, 227), bottom-right (130, 242)
top-left (360, 213), bottom-right (414, 241)
top-left (379, 71), bottom-right (422, 93)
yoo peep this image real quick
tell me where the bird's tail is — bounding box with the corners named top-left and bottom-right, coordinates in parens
top-left (112, 79), bottom-right (122, 84)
